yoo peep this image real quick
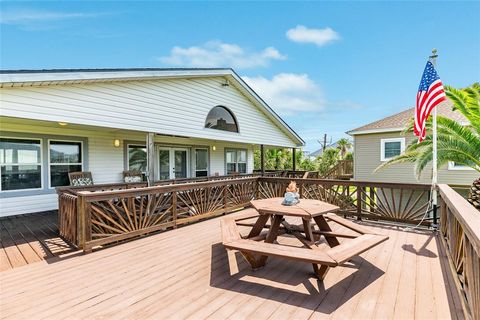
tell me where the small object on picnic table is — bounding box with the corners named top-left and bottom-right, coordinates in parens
top-left (282, 181), bottom-right (300, 206)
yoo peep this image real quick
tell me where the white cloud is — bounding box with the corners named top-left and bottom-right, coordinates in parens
top-left (0, 9), bottom-right (100, 25)
top-left (286, 25), bottom-right (340, 47)
top-left (159, 41), bottom-right (286, 69)
top-left (242, 73), bottom-right (326, 115)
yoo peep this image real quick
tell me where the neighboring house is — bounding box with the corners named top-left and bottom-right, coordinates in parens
top-left (308, 140), bottom-right (353, 159)
top-left (0, 68), bottom-right (304, 216)
top-left (347, 101), bottom-right (477, 186)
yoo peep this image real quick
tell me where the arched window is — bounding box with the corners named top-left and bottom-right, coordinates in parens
top-left (204, 106), bottom-right (238, 133)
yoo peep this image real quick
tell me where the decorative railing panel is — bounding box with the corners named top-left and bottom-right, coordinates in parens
top-left (257, 177), bottom-right (431, 225)
top-left (439, 184), bottom-right (480, 320)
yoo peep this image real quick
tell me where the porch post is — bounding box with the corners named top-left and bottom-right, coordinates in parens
top-left (260, 144), bottom-right (265, 176)
top-left (146, 132), bottom-right (155, 186)
top-left (292, 147), bottom-right (296, 173)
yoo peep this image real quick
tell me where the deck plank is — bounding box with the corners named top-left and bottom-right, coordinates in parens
top-left (0, 211), bottom-right (462, 320)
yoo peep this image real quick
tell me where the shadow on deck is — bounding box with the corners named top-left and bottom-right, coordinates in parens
top-left (0, 211), bottom-right (75, 271)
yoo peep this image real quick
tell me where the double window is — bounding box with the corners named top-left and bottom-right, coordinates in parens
top-left (0, 138), bottom-right (42, 191)
top-left (49, 141), bottom-right (83, 187)
top-left (380, 138), bottom-right (405, 161)
top-left (0, 137), bottom-right (84, 192)
top-left (225, 149), bottom-right (247, 174)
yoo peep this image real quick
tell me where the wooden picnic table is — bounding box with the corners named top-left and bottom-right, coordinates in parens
top-left (221, 197), bottom-right (389, 280)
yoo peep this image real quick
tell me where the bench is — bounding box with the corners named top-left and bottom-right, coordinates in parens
top-left (222, 208), bottom-right (389, 278)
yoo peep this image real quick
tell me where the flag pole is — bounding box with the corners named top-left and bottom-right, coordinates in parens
top-left (429, 48), bottom-right (438, 226)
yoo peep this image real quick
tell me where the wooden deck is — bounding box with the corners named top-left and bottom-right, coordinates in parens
top-left (0, 210), bottom-right (464, 319)
top-left (0, 211), bottom-right (74, 271)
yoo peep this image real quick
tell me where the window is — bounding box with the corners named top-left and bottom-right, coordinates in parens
top-left (127, 145), bottom-right (147, 172)
top-left (448, 162), bottom-right (475, 171)
top-left (195, 148), bottom-right (208, 177)
top-left (0, 138), bottom-right (42, 191)
top-left (205, 106), bottom-right (239, 133)
top-left (380, 138), bottom-right (405, 161)
top-left (49, 140), bottom-right (83, 187)
top-left (225, 149), bottom-right (247, 174)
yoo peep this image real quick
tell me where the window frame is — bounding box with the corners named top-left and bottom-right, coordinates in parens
top-left (194, 148), bottom-right (209, 177)
top-left (204, 105), bottom-right (240, 134)
top-left (380, 138), bottom-right (405, 162)
top-left (225, 148), bottom-right (248, 175)
top-left (0, 136), bottom-right (44, 193)
top-left (48, 139), bottom-right (84, 189)
top-left (126, 143), bottom-right (147, 173)
top-left (447, 161), bottom-right (475, 171)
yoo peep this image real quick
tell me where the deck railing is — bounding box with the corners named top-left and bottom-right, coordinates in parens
top-left (59, 176), bottom-right (433, 251)
top-left (438, 184), bottom-right (480, 320)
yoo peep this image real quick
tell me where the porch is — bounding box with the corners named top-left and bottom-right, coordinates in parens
top-left (0, 210), bottom-right (464, 319)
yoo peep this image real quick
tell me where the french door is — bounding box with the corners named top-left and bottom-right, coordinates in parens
top-left (158, 148), bottom-right (189, 180)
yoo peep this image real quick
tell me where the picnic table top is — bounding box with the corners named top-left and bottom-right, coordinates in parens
top-left (250, 197), bottom-right (340, 218)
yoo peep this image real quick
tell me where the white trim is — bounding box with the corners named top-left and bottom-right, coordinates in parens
top-left (0, 136), bottom-right (43, 192)
top-left (447, 161), bottom-right (475, 171)
top-left (380, 138), bottom-right (405, 162)
top-left (348, 127), bottom-right (404, 136)
top-left (47, 139), bottom-right (84, 188)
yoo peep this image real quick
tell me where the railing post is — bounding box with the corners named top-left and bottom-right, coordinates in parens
top-left (172, 191), bottom-right (177, 228)
top-left (77, 193), bottom-right (92, 253)
top-left (356, 186), bottom-right (363, 220)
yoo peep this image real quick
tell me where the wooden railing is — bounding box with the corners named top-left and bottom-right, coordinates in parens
top-left (322, 160), bottom-right (353, 180)
top-left (253, 170), bottom-right (319, 178)
top-left (257, 177), bottom-right (432, 225)
top-left (438, 184), bottom-right (480, 320)
top-left (59, 176), bottom-right (433, 251)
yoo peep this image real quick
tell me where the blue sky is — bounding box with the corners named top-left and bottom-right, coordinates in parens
top-left (1, 1), bottom-right (479, 151)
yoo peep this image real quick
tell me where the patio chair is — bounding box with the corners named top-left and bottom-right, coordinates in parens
top-left (68, 171), bottom-right (94, 186)
top-left (123, 170), bottom-right (144, 183)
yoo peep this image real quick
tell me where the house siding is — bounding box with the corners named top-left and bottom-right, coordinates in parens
top-left (353, 131), bottom-right (478, 186)
top-left (0, 118), bottom-right (255, 216)
top-left (0, 77), bottom-right (298, 147)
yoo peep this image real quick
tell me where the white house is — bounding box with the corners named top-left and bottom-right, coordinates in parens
top-left (0, 68), bottom-right (304, 216)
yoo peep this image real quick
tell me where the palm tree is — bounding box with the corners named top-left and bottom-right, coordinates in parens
top-left (336, 138), bottom-right (352, 159)
top-left (376, 83), bottom-right (480, 209)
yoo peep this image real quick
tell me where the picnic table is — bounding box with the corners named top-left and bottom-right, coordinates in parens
top-left (222, 197), bottom-right (389, 280)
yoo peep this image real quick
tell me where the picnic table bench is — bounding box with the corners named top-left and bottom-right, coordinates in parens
top-left (221, 198), bottom-right (389, 280)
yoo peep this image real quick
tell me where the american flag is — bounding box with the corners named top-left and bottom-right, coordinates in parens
top-left (414, 61), bottom-right (446, 141)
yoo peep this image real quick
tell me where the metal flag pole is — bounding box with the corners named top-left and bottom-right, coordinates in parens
top-left (430, 48), bottom-right (438, 226)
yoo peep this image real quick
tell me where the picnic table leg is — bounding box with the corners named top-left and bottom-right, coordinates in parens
top-left (255, 214), bottom-right (283, 267)
top-left (302, 218), bottom-right (329, 279)
top-left (246, 214), bottom-right (270, 238)
top-left (313, 215), bottom-right (340, 247)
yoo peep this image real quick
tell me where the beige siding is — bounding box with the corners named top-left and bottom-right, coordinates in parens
top-left (354, 131), bottom-right (478, 185)
top-left (0, 118), bottom-right (255, 216)
top-left (0, 77), bottom-right (297, 147)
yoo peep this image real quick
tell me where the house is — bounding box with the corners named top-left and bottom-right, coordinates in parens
top-left (0, 68), bottom-right (304, 217)
top-left (307, 139), bottom-right (353, 159)
top-left (347, 101), bottom-right (477, 186)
